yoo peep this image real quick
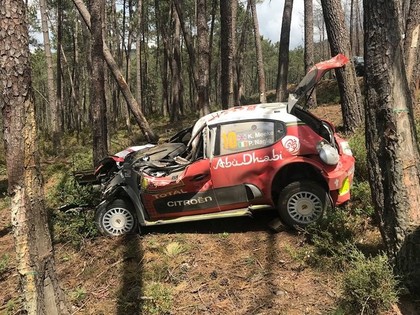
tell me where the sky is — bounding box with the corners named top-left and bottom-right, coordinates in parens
top-left (257, 0), bottom-right (305, 49)
top-left (30, 0), bottom-right (306, 50)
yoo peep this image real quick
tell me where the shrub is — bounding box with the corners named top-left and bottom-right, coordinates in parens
top-left (48, 172), bottom-right (100, 247)
top-left (348, 130), bottom-right (368, 182)
top-left (341, 250), bottom-right (399, 314)
top-left (70, 286), bottom-right (87, 306)
top-left (50, 209), bottom-right (98, 248)
top-left (48, 172), bottom-right (100, 208)
top-left (141, 282), bottom-right (172, 315)
top-left (350, 181), bottom-right (375, 217)
top-left (0, 254), bottom-right (9, 277)
top-left (305, 208), bottom-right (357, 269)
top-left (304, 206), bottom-right (376, 271)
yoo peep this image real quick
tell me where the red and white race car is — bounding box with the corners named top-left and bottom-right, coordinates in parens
top-left (94, 54), bottom-right (355, 236)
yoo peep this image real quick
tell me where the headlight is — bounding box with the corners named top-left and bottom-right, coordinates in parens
top-left (340, 141), bottom-right (353, 156)
top-left (317, 141), bottom-right (339, 165)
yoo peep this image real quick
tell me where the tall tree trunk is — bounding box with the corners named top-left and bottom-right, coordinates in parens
top-left (196, 0), bottom-right (211, 116)
top-left (235, 2), bottom-right (251, 106)
top-left (320, 0), bottom-right (363, 133)
top-left (56, 0), bottom-right (63, 132)
top-left (72, 0), bottom-right (157, 142)
top-left (355, 0), bottom-right (362, 56)
top-left (170, 5), bottom-right (182, 122)
top-left (155, 0), bottom-right (170, 117)
top-left (250, 0), bottom-right (267, 103)
top-left (364, 0), bottom-right (420, 293)
top-left (136, 0), bottom-right (143, 111)
top-left (122, 0), bottom-right (132, 131)
top-left (127, 0), bottom-right (135, 122)
top-left (90, 0), bottom-right (108, 165)
top-left (173, 0), bottom-right (198, 92)
top-left (72, 18), bottom-right (82, 133)
top-left (276, 0), bottom-right (294, 102)
top-left (61, 46), bottom-right (81, 130)
top-left (350, 0), bottom-right (355, 54)
top-left (39, 0), bottom-right (61, 149)
top-left (304, 0), bottom-right (317, 107)
top-left (208, 0), bottom-right (217, 106)
top-left (0, 1), bottom-right (69, 313)
top-left (404, 0), bottom-right (420, 88)
top-left (220, 0), bottom-right (236, 108)
top-left (231, 0), bottom-right (238, 106)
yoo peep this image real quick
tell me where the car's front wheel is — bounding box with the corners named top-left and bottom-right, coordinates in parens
top-left (95, 199), bottom-right (138, 236)
top-left (277, 180), bottom-right (329, 228)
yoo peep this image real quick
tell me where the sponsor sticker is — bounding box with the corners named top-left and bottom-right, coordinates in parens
top-left (213, 149), bottom-right (283, 169)
top-left (282, 136), bottom-right (300, 154)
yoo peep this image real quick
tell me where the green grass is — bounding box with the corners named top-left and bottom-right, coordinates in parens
top-left (140, 282), bottom-right (172, 315)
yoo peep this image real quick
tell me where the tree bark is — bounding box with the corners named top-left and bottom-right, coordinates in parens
top-left (39, 0), bottom-right (61, 149)
top-left (320, 0), bottom-right (363, 133)
top-left (72, 0), bottom-right (157, 143)
top-left (304, 0), bottom-right (317, 108)
top-left (276, 0), bottom-right (294, 102)
top-left (250, 0), bottom-right (267, 103)
top-left (220, 0), bottom-right (236, 108)
top-left (0, 1), bottom-right (69, 313)
top-left (404, 0), bottom-right (420, 88)
top-left (155, 0), bottom-right (171, 117)
top-left (196, 0), bottom-right (211, 116)
top-left (364, 0), bottom-right (420, 293)
top-left (170, 5), bottom-right (182, 122)
top-left (90, 0), bottom-right (108, 165)
top-left (235, 2), bottom-right (251, 106)
top-left (208, 0), bottom-right (217, 105)
top-left (173, 0), bottom-right (198, 91)
top-left (136, 0), bottom-right (143, 112)
top-left (56, 0), bottom-right (63, 133)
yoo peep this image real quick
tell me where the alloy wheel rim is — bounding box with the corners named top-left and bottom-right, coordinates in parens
top-left (287, 191), bottom-right (323, 224)
top-left (102, 207), bottom-right (135, 235)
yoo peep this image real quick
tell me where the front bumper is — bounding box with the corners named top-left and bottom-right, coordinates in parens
top-left (324, 158), bottom-right (355, 205)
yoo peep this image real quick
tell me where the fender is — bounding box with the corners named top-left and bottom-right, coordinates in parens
top-left (269, 156), bottom-right (330, 191)
top-left (280, 155), bottom-right (330, 173)
top-left (272, 155), bottom-right (351, 193)
top-left (98, 183), bottom-right (149, 226)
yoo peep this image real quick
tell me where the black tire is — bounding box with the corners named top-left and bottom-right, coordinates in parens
top-left (95, 199), bottom-right (138, 236)
top-left (277, 180), bottom-right (328, 228)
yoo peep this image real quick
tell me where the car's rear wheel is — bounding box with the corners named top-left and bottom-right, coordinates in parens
top-left (277, 180), bottom-right (328, 228)
top-left (95, 199), bottom-right (138, 236)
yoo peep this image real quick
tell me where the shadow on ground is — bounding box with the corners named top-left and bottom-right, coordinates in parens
top-left (142, 210), bottom-right (286, 236)
top-left (116, 234), bottom-right (144, 315)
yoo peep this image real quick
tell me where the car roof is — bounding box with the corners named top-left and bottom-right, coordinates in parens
top-left (201, 102), bottom-right (301, 126)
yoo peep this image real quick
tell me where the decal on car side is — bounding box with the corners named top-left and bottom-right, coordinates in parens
top-left (153, 185), bottom-right (251, 213)
top-left (213, 149), bottom-right (283, 169)
top-left (281, 136), bottom-right (301, 154)
top-left (154, 191), bottom-right (218, 213)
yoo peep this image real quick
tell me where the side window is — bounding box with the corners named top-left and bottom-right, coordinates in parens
top-left (217, 120), bottom-right (285, 156)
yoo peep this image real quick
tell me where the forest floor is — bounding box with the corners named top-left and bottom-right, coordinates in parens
top-left (1, 103), bottom-right (420, 315)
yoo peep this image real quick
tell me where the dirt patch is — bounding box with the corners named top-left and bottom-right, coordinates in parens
top-left (0, 199), bottom-right (342, 314)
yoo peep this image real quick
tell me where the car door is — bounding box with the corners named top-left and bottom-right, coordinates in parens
top-left (210, 120), bottom-right (286, 211)
top-left (141, 129), bottom-right (220, 220)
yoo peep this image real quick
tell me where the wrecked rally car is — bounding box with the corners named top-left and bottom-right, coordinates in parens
top-left (93, 54), bottom-right (355, 236)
